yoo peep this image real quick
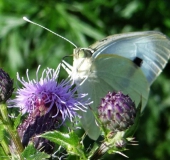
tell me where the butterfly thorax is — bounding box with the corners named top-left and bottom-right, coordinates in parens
top-left (72, 48), bottom-right (94, 84)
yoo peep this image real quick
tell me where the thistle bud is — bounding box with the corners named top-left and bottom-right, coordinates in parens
top-left (0, 68), bottom-right (13, 102)
top-left (98, 91), bottom-right (136, 132)
top-left (17, 107), bottom-right (57, 154)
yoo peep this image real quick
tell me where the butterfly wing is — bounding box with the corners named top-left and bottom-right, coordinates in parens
top-left (90, 31), bottom-right (170, 85)
top-left (67, 31), bottom-right (169, 140)
top-left (75, 54), bottom-right (149, 140)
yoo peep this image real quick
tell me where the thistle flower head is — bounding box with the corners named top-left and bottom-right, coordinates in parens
top-left (12, 65), bottom-right (90, 124)
top-left (0, 68), bottom-right (14, 102)
top-left (98, 91), bottom-right (136, 132)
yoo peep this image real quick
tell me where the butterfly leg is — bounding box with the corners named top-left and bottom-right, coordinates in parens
top-left (61, 60), bottom-right (73, 75)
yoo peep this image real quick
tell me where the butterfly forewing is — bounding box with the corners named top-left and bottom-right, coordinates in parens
top-left (90, 31), bottom-right (170, 85)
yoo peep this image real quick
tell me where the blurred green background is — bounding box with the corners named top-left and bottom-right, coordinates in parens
top-left (1, 0), bottom-right (170, 159)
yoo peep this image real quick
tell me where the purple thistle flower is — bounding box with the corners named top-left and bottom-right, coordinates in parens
top-left (98, 91), bottom-right (136, 132)
top-left (8, 65), bottom-right (91, 153)
top-left (12, 65), bottom-right (90, 124)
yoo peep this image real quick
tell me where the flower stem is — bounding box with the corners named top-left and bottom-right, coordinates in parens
top-left (0, 103), bottom-right (24, 159)
top-left (0, 138), bottom-right (10, 155)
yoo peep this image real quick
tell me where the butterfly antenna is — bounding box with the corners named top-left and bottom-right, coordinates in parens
top-left (23, 17), bottom-right (78, 48)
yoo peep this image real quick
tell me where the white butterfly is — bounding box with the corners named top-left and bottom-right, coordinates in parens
top-left (62, 31), bottom-right (170, 140)
top-left (22, 17), bottom-right (170, 140)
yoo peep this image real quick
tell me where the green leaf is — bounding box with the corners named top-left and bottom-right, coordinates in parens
top-left (55, 4), bottom-right (104, 47)
top-left (0, 123), bottom-right (5, 142)
top-left (39, 131), bottom-right (86, 159)
top-left (120, 1), bottom-right (140, 19)
top-left (7, 32), bottom-right (24, 72)
top-left (21, 143), bottom-right (50, 160)
top-left (0, 123), bottom-right (10, 156)
top-left (13, 113), bottom-right (22, 130)
top-left (0, 145), bottom-right (9, 159)
top-left (0, 15), bottom-right (25, 38)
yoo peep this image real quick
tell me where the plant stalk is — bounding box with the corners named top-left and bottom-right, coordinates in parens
top-left (0, 103), bottom-right (24, 160)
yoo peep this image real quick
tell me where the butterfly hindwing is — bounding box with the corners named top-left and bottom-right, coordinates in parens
top-left (76, 54), bottom-right (149, 140)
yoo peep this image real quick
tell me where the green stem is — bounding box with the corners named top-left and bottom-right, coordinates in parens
top-left (0, 138), bottom-right (10, 155)
top-left (0, 103), bottom-right (24, 160)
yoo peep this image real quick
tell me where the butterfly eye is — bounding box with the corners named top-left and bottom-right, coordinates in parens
top-left (80, 49), bottom-right (93, 58)
top-left (78, 49), bottom-right (86, 58)
top-left (74, 48), bottom-right (93, 58)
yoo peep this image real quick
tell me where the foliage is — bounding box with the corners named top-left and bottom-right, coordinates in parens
top-left (1, 0), bottom-right (170, 159)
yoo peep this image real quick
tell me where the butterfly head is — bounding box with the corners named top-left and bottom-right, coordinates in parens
top-left (72, 48), bottom-right (94, 83)
top-left (73, 48), bottom-right (93, 59)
